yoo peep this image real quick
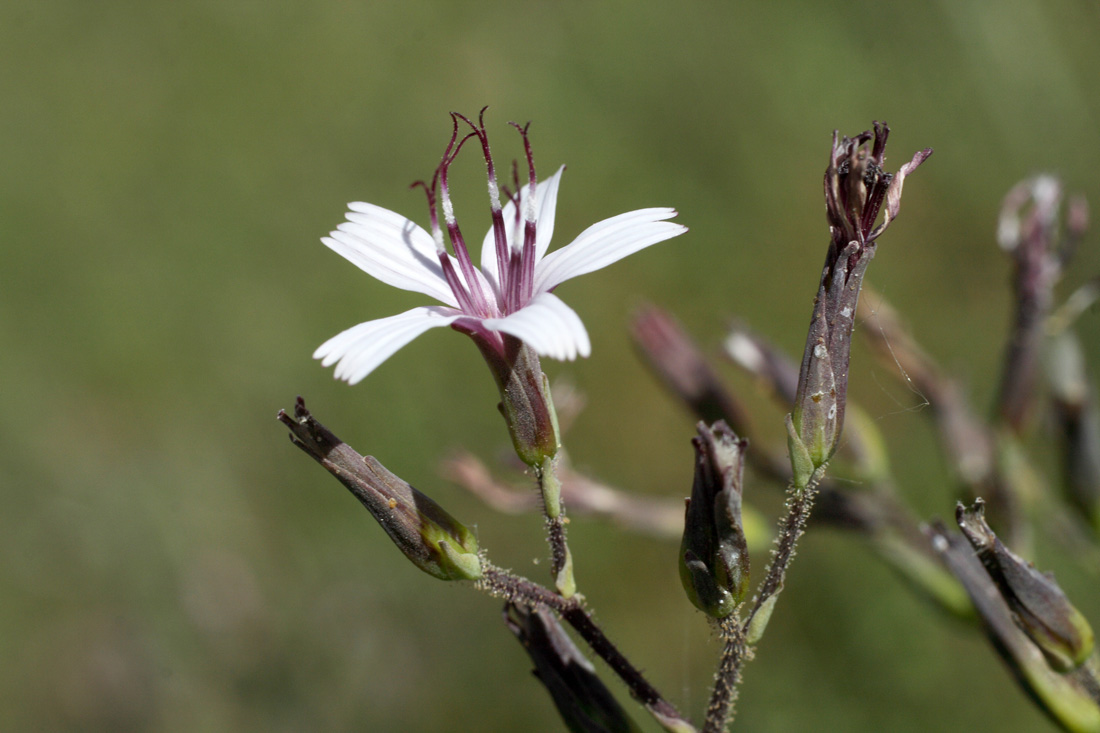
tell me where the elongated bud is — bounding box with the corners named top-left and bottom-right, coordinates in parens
top-left (632, 304), bottom-right (751, 432)
top-left (679, 421), bottom-right (750, 618)
top-left (279, 398), bottom-right (482, 581)
top-left (928, 521), bottom-right (1100, 730)
top-left (956, 499), bottom-right (1095, 671)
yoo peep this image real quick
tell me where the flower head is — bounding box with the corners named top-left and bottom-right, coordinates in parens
top-left (315, 111), bottom-right (687, 385)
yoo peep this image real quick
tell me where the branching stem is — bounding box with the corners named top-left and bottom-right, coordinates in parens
top-left (703, 466), bottom-right (825, 733)
top-left (478, 564), bottom-right (696, 732)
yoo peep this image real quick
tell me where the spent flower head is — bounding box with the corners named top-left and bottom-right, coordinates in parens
top-left (789, 123), bottom-right (931, 484)
top-left (314, 110), bottom-right (687, 385)
top-left (928, 519), bottom-right (1100, 731)
top-left (956, 498), bottom-right (1095, 672)
top-left (279, 398), bottom-right (482, 581)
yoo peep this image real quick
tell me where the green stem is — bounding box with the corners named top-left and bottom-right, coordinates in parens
top-left (537, 455), bottom-right (576, 597)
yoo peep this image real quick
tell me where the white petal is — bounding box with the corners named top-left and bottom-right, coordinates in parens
top-left (531, 166), bottom-right (564, 260)
top-left (324, 203), bottom-right (458, 307)
top-left (482, 292), bottom-right (590, 361)
top-left (480, 166), bottom-right (566, 287)
top-left (314, 306), bottom-right (461, 384)
top-left (533, 208), bottom-right (687, 293)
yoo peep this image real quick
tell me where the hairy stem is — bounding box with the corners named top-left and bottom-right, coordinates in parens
top-left (703, 467), bottom-right (825, 732)
top-left (743, 469), bottom-right (824, 634)
top-left (478, 564), bottom-right (696, 732)
top-left (536, 456), bottom-right (577, 597)
top-left (702, 618), bottom-right (746, 733)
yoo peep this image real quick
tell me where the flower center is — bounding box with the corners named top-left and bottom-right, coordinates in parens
top-left (414, 109), bottom-right (541, 319)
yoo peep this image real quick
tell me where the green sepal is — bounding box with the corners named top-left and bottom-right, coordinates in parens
top-left (745, 594), bottom-right (779, 645)
top-left (786, 413), bottom-right (815, 491)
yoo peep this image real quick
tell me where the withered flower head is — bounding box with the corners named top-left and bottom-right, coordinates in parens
top-left (957, 499), bottom-right (1095, 672)
top-left (824, 122), bottom-right (931, 251)
top-left (280, 398), bottom-right (482, 581)
top-left (790, 124), bottom-right (932, 483)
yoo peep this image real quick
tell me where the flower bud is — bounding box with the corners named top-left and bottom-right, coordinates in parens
top-left (679, 421), bottom-right (750, 618)
top-left (956, 499), bottom-right (1095, 671)
top-left (928, 520), bottom-right (1100, 730)
top-left (279, 398), bottom-right (482, 581)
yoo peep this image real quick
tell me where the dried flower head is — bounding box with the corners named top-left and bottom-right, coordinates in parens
top-left (789, 124), bottom-right (932, 483)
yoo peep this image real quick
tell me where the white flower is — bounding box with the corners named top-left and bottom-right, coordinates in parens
top-left (315, 115), bottom-right (687, 385)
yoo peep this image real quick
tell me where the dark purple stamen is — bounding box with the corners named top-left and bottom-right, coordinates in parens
top-left (510, 120), bottom-right (539, 307)
top-left (454, 110), bottom-right (511, 304)
top-left (412, 111), bottom-right (548, 321)
top-left (437, 116), bottom-right (493, 316)
top-left (410, 178), bottom-right (476, 314)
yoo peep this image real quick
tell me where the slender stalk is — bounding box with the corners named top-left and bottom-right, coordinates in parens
top-left (477, 564), bottom-right (696, 732)
top-left (536, 455), bottom-right (577, 597)
top-left (742, 469), bottom-right (824, 635)
top-left (702, 619), bottom-right (746, 733)
top-left (475, 336), bottom-right (578, 596)
top-left (702, 468), bottom-right (824, 733)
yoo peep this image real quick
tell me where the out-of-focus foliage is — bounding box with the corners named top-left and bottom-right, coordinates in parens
top-left (2, 1), bottom-right (1099, 730)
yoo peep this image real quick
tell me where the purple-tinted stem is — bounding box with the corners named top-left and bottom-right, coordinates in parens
top-left (702, 619), bottom-right (744, 733)
top-left (479, 564), bottom-right (695, 730)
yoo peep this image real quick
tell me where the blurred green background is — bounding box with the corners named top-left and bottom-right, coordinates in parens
top-left (3, 1), bottom-right (1100, 730)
